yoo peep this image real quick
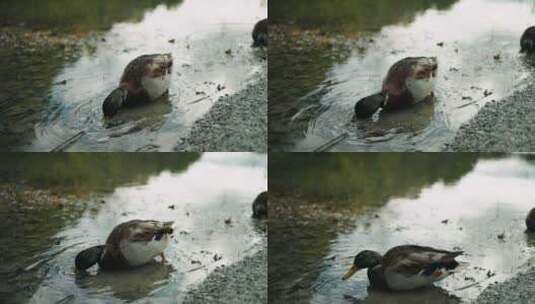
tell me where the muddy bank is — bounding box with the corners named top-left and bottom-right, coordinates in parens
top-left (449, 83), bottom-right (535, 152)
top-left (475, 266), bottom-right (535, 304)
top-left (176, 69), bottom-right (267, 152)
top-left (183, 240), bottom-right (267, 304)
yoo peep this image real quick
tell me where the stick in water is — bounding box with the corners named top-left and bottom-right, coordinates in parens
top-left (313, 132), bottom-right (349, 152)
top-left (51, 131), bottom-right (86, 152)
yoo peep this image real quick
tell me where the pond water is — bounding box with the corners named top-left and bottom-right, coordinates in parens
top-left (0, 153), bottom-right (267, 303)
top-left (0, 0), bottom-right (267, 151)
top-left (269, 0), bottom-right (535, 151)
top-left (269, 154), bottom-right (535, 303)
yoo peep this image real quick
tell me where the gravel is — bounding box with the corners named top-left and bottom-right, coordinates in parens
top-left (475, 267), bottom-right (535, 304)
top-left (183, 242), bottom-right (267, 304)
top-left (176, 70), bottom-right (267, 152)
top-left (449, 84), bottom-right (535, 151)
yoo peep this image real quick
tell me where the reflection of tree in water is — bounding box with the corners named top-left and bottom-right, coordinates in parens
top-left (268, 0), bottom-right (460, 150)
top-left (270, 153), bottom-right (481, 208)
top-left (0, 153), bottom-right (199, 302)
top-left (269, 153), bottom-right (480, 304)
top-left (0, 153), bottom-right (201, 193)
top-left (0, 0), bottom-right (183, 31)
top-left (270, 0), bottom-right (459, 30)
top-left (74, 262), bottom-right (175, 302)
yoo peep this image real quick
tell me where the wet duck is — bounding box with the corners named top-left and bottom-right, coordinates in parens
top-left (342, 245), bottom-right (463, 291)
top-left (252, 19), bottom-right (268, 47)
top-left (252, 191), bottom-right (268, 218)
top-left (521, 26), bottom-right (535, 54)
top-left (102, 53), bottom-right (173, 117)
top-left (75, 220), bottom-right (174, 271)
top-left (354, 57), bottom-right (438, 119)
top-left (526, 207), bottom-right (535, 232)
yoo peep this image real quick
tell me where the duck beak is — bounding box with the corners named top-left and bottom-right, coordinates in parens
top-left (342, 265), bottom-right (360, 280)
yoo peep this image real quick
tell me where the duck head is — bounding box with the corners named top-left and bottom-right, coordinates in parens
top-left (342, 250), bottom-right (383, 280)
top-left (354, 92), bottom-right (387, 119)
top-left (102, 88), bottom-right (128, 117)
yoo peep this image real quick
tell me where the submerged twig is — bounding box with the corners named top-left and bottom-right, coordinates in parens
top-left (51, 131), bottom-right (86, 152)
top-left (187, 95), bottom-right (211, 105)
top-left (313, 132), bottom-right (349, 152)
top-left (454, 276), bottom-right (493, 291)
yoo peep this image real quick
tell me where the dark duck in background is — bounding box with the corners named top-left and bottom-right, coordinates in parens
top-left (526, 207), bottom-right (535, 232)
top-left (521, 26), bottom-right (535, 54)
top-left (252, 191), bottom-right (268, 219)
top-left (75, 220), bottom-right (174, 271)
top-left (354, 57), bottom-right (438, 119)
top-left (252, 19), bottom-right (268, 47)
top-left (102, 54), bottom-right (173, 117)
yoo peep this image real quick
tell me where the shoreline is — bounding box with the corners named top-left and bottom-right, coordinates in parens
top-left (176, 69), bottom-right (267, 152)
top-left (449, 83), bottom-right (535, 152)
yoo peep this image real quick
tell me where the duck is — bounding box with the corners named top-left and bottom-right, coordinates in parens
top-left (354, 57), bottom-right (438, 119)
top-left (526, 207), bottom-right (535, 232)
top-left (102, 53), bottom-right (173, 117)
top-left (342, 245), bottom-right (463, 291)
top-left (252, 191), bottom-right (268, 218)
top-left (252, 19), bottom-right (268, 47)
top-left (521, 26), bottom-right (535, 54)
top-left (75, 220), bottom-right (174, 271)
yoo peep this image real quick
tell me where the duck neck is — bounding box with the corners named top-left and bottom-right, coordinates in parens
top-left (367, 264), bottom-right (388, 289)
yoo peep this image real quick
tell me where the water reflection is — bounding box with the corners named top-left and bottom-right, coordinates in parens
top-left (0, 152), bottom-right (267, 303)
top-left (1, 0), bottom-right (267, 151)
top-left (269, 0), bottom-right (535, 151)
top-left (269, 154), bottom-right (535, 303)
top-left (0, 0), bottom-right (183, 30)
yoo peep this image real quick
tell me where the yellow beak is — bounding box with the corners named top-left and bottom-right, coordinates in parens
top-left (342, 265), bottom-right (360, 280)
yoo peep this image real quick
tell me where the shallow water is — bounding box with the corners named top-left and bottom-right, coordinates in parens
top-left (0, 153), bottom-right (267, 303)
top-left (1, 0), bottom-right (266, 151)
top-left (269, 154), bottom-right (535, 303)
top-left (269, 0), bottom-right (535, 151)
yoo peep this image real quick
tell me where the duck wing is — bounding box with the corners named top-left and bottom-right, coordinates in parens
top-left (382, 245), bottom-right (462, 276)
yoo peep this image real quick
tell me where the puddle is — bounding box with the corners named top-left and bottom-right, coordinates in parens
top-left (0, 0), bottom-right (267, 151)
top-left (0, 153), bottom-right (267, 303)
top-left (269, 154), bottom-right (535, 303)
top-left (269, 0), bottom-right (535, 151)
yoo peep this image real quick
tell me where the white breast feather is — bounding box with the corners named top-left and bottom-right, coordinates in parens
top-left (405, 76), bottom-right (435, 103)
top-left (141, 74), bottom-right (170, 101)
top-left (120, 234), bottom-right (170, 266)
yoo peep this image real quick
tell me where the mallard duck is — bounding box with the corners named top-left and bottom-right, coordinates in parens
top-left (252, 19), bottom-right (268, 47)
top-left (354, 57), bottom-right (438, 119)
top-left (252, 191), bottom-right (268, 218)
top-left (526, 207), bottom-right (535, 232)
top-left (521, 26), bottom-right (535, 54)
top-left (342, 245), bottom-right (462, 291)
top-left (75, 220), bottom-right (174, 271)
top-left (102, 53), bottom-right (173, 117)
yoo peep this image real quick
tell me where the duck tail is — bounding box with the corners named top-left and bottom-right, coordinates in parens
top-left (75, 245), bottom-right (105, 271)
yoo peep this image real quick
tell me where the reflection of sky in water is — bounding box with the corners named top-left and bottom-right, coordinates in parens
top-left (31, 0), bottom-right (267, 151)
top-left (299, 0), bottom-right (535, 151)
top-left (312, 156), bottom-right (535, 303)
top-left (29, 152), bottom-right (267, 303)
